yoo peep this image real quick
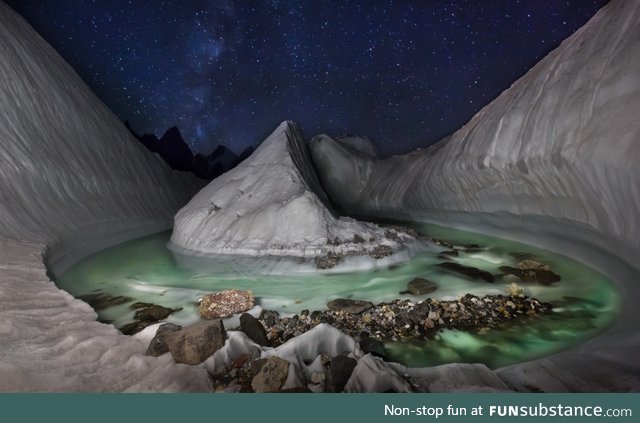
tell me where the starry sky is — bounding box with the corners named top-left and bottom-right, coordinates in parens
top-left (7, 0), bottom-right (608, 157)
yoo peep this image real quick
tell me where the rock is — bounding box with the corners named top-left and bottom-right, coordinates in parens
top-left (250, 358), bottom-right (268, 376)
top-left (328, 355), bottom-right (357, 392)
top-left (438, 250), bottom-right (459, 258)
top-left (432, 238), bottom-right (454, 248)
top-left (77, 292), bottom-right (132, 311)
top-left (506, 282), bottom-right (524, 297)
top-left (198, 289), bottom-right (255, 319)
top-left (240, 313), bottom-right (269, 346)
top-left (145, 323), bottom-right (182, 357)
top-left (499, 266), bottom-right (560, 285)
top-left (327, 299), bottom-right (374, 314)
top-left (251, 356), bottom-right (290, 392)
top-left (233, 353), bottom-right (250, 368)
top-left (310, 372), bottom-right (326, 384)
top-left (134, 304), bottom-right (180, 322)
top-left (353, 234), bottom-right (365, 243)
top-left (119, 302), bottom-right (182, 335)
top-left (315, 252), bottom-right (343, 269)
top-left (118, 321), bottom-right (146, 335)
top-left (165, 320), bottom-right (226, 365)
top-left (369, 245), bottom-right (393, 259)
top-left (406, 278), bottom-right (437, 295)
top-left (435, 262), bottom-right (495, 283)
top-left (517, 259), bottom-right (551, 271)
top-left (359, 338), bottom-right (386, 359)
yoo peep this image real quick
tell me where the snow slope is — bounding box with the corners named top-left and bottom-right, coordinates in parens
top-left (311, 0), bottom-right (640, 260)
top-left (0, 1), bottom-right (209, 391)
top-left (310, 0), bottom-right (640, 391)
top-left (171, 121), bottom-right (410, 257)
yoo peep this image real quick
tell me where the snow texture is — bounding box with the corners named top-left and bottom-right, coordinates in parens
top-left (310, 0), bottom-right (640, 392)
top-left (312, 0), bottom-right (640, 262)
top-left (170, 121), bottom-right (407, 257)
top-left (2, 0), bottom-right (640, 393)
top-left (0, 1), bottom-right (209, 392)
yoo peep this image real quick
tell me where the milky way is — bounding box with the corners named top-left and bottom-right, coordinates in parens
top-left (7, 0), bottom-right (608, 156)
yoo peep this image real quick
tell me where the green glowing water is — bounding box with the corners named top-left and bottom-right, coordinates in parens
top-left (55, 223), bottom-right (620, 369)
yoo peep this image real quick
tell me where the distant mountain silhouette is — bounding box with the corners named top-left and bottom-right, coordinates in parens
top-left (233, 146), bottom-right (255, 167)
top-left (125, 121), bottom-right (253, 180)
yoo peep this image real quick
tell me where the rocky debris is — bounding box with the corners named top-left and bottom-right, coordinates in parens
top-left (359, 337), bottom-right (386, 359)
top-left (382, 224), bottom-right (420, 239)
top-left (499, 259), bottom-right (561, 285)
top-left (404, 278), bottom-right (437, 295)
top-left (258, 294), bottom-right (551, 347)
top-left (315, 252), bottom-right (343, 269)
top-left (118, 302), bottom-right (182, 335)
top-left (166, 320), bottom-right (226, 365)
top-left (315, 241), bottom-right (400, 269)
top-left (251, 356), bottom-right (290, 392)
top-left (328, 355), bottom-right (358, 392)
top-left (327, 299), bottom-right (374, 314)
top-left (353, 234), bottom-right (365, 243)
top-left (78, 292), bottom-right (132, 311)
top-left (198, 289), bottom-right (255, 319)
top-left (369, 245), bottom-right (393, 259)
top-left (435, 262), bottom-right (495, 283)
top-left (145, 323), bottom-right (182, 357)
top-left (517, 259), bottom-right (550, 271)
top-left (431, 238), bottom-right (454, 248)
top-left (259, 309), bottom-right (280, 327)
top-left (240, 313), bottom-right (269, 346)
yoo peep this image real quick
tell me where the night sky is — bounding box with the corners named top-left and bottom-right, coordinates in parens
top-left (7, 0), bottom-right (608, 157)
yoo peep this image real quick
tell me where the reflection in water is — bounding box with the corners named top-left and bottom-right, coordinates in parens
top-left (55, 223), bottom-right (620, 369)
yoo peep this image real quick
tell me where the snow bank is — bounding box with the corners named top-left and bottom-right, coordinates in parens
top-left (0, 1), bottom-right (208, 391)
top-left (312, 0), bottom-right (640, 263)
top-left (170, 121), bottom-right (411, 257)
top-left (310, 0), bottom-right (640, 391)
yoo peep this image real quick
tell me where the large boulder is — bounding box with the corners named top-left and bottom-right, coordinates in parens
top-left (166, 320), bottom-right (226, 365)
top-left (145, 323), bottom-right (182, 357)
top-left (251, 356), bottom-right (290, 392)
top-left (198, 289), bottom-right (255, 319)
top-left (240, 313), bottom-right (269, 346)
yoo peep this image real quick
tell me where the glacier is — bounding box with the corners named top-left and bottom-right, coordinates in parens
top-left (310, 0), bottom-right (640, 391)
top-left (1, 0), bottom-right (639, 393)
top-left (170, 120), bottom-right (413, 258)
top-left (0, 1), bottom-right (210, 391)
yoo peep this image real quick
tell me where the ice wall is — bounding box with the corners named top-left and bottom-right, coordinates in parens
top-left (309, 0), bottom-right (640, 391)
top-left (311, 0), bottom-right (640, 263)
top-left (170, 121), bottom-right (407, 257)
top-left (0, 2), bottom-right (209, 391)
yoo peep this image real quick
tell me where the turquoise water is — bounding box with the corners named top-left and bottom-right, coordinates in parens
top-left (55, 223), bottom-right (620, 369)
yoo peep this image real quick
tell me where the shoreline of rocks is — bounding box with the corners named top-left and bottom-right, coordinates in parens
top-left (255, 293), bottom-right (552, 351)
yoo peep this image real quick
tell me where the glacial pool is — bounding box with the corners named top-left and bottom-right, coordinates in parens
top-left (54, 223), bottom-right (620, 369)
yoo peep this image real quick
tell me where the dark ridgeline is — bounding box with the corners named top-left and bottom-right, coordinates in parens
top-left (125, 121), bottom-right (254, 180)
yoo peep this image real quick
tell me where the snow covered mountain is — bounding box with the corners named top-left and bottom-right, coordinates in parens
top-left (0, 1), bottom-right (208, 391)
top-left (311, 0), bottom-right (640, 264)
top-left (171, 121), bottom-right (411, 257)
top-left (309, 0), bottom-right (640, 391)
